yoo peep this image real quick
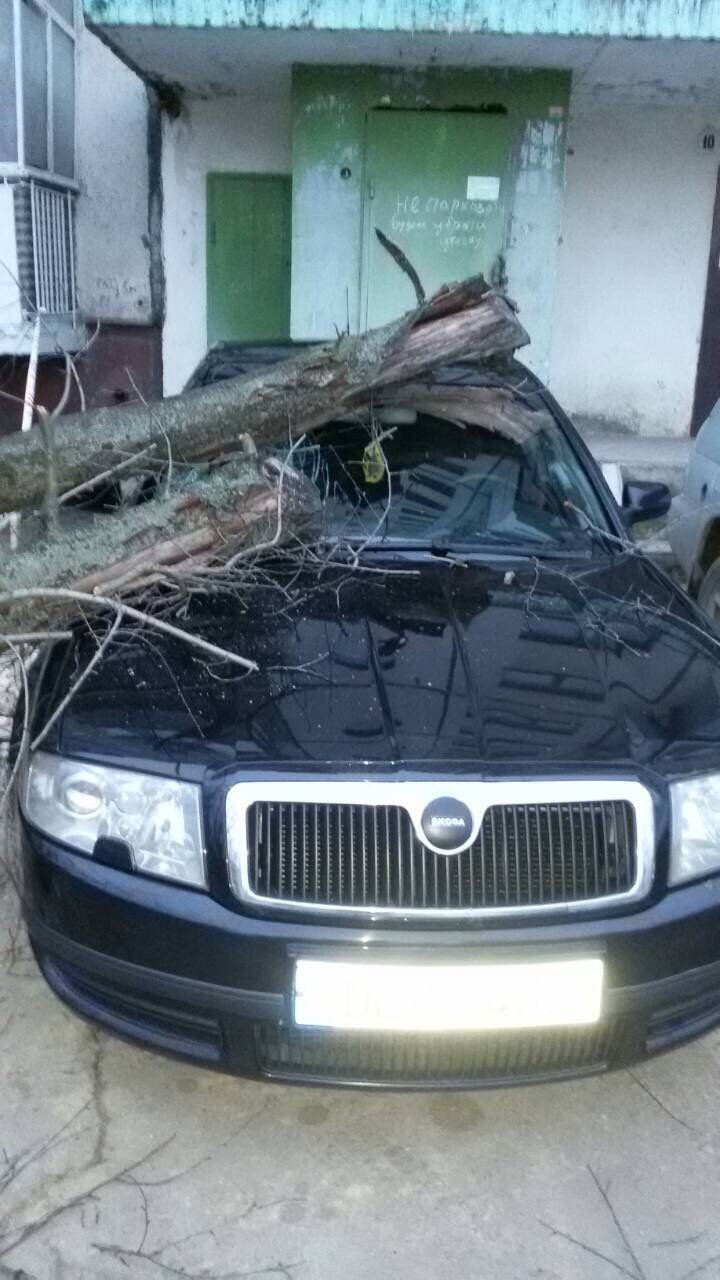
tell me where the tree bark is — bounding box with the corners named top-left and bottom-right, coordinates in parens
top-left (0, 280), bottom-right (527, 514)
top-left (0, 457), bottom-right (320, 635)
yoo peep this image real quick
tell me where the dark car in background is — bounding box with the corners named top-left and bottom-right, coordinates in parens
top-left (17, 344), bottom-right (720, 1089)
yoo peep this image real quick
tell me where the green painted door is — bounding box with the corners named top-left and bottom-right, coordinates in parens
top-left (361, 111), bottom-right (510, 328)
top-left (207, 173), bottom-right (291, 345)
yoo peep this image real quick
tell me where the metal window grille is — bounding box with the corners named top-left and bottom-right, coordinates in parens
top-left (27, 180), bottom-right (76, 317)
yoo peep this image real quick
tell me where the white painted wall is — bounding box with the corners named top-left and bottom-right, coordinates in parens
top-left (162, 92), bottom-right (292, 393)
top-left (549, 105), bottom-right (717, 436)
top-left (0, 185), bottom-right (22, 332)
top-left (506, 115), bottom-right (567, 383)
top-left (75, 24), bottom-right (152, 324)
top-left (160, 82), bottom-right (717, 434)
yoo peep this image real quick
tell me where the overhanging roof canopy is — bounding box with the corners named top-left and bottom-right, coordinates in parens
top-left (84, 0), bottom-right (720, 39)
top-left (84, 0), bottom-right (720, 101)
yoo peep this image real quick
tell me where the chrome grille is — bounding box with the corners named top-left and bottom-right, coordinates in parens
top-left (245, 799), bottom-right (636, 912)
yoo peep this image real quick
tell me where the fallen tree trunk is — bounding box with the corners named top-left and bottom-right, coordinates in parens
top-left (0, 279), bottom-right (527, 514)
top-left (0, 383), bottom-right (555, 643)
top-left (0, 456), bottom-right (320, 638)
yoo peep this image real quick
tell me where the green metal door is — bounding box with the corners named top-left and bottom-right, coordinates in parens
top-left (207, 173), bottom-right (291, 346)
top-left (361, 111), bottom-right (510, 328)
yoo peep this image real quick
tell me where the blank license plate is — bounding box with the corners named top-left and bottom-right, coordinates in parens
top-left (293, 958), bottom-right (604, 1033)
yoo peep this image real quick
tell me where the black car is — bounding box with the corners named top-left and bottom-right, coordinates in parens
top-left (15, 344), bottom-right (720, 1088)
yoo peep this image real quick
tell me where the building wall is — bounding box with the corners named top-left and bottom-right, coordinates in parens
top-left (549, 104), bottom-right (717, 437)
top-left (158, 73), bottom-right (718, 437)
top-left (0, 186), bottom-right (21, 333)
top-left (161, 69), bottom-right (568, 393)
top-left (0, 324), bottom-right (162, 433)
top-left (162, 93), bottom-right (292, 393)
top-left (75, 24), bottom-right (153, 325)
top-left (0, 24), bottom-right (159, 428)
top-left (291, 65), bottom-right (569, 381)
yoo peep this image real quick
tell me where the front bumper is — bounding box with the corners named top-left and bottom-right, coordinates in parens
top-left (23, 826), bottom-right (720, 1088)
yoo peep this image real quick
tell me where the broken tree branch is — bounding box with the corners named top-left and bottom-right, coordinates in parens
top-left (0, 590), bottom-right (260, 672)
top-left (0, 454), bottom-right (320, 636)
top-left (58, 445), bottom-right (158, 505)
top-left (31, 608), bottom-right (123, 751)
top-left (375, 228), bottom-right (426, 305)
top-left (0, 281), bottom-right (527, 514)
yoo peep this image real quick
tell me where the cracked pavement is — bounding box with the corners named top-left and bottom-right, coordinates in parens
top-left (2, 814), bottom-right (720, 1279)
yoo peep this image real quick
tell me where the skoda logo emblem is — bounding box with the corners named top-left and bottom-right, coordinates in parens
top-left (420, 797), bottom-right (473, 853)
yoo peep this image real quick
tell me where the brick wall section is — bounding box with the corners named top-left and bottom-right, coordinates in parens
top-left (0, 323), bottom-right (162, 435)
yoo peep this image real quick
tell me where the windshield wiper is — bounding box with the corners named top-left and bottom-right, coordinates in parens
top-left (322, 534), bottom-right (592, 562)
top-left (429, 541), bottom-right (593, 561)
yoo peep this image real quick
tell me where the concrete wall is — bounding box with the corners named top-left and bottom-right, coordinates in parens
top-left (549, 104), bottom-right (717, 437)
top-left (291, 66), bottom-right (569, 382)
top-left (162, 92), bottom-right (292, 393)
top-left (0, 186), bottom-right (22, 332)
top-left (158, 77), bottom-right (718, 435)
top-left (75, 24), bottom-right (153, 325)
top-left (161, 69), bottom-right (568, 393)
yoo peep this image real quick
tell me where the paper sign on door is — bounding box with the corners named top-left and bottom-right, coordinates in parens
top-left (466, 175), bottom-right (501, 202)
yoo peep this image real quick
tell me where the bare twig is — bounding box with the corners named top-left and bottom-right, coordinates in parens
top-left (0, 589), bottom-right (258, 672)
top-left (0, 637), bottom-right (29, 814)
top-left (218, 436), bottom-right (306, 572)
top-left (125, 366), bottom-right (173, 496)
top-left (70, 358), bottom-right (86, 412)
top-left (58, 444), bottom-right (158, 505)
top-left (50, 352), bottom-right (74, 422)
top-left (0, 631), bottom-right (72, 644)
top-left (31, 609), bottom-right (122, 751)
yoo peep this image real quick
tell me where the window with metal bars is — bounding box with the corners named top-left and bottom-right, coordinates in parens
top-left (13, 178), bottom-right (76, 318)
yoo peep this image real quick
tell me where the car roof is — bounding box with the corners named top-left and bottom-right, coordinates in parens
top-left (184, 340), bottom-right (547, 404)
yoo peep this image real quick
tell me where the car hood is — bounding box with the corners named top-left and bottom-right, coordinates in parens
top-left (54, 554), bottom-right (720, 781)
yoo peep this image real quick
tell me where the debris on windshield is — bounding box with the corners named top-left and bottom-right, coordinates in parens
top-left (0, 270), bottom-right (531, 642)
top-left (398, 384), bottom-right (553, 443)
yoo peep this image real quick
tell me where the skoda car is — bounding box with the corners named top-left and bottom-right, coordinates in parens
top-left (15, 344), bottom-right (720, 1089)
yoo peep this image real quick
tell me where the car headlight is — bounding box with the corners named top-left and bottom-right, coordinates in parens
top-left (24, 751), bottom-right (206, 889)
top-left (670, 773), bottom-right (720, 886)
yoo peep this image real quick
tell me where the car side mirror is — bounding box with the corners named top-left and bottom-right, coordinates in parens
top-left (621, 479), bottom-right (671, 526)
top-left (600, 462), bottom-right (624, 504)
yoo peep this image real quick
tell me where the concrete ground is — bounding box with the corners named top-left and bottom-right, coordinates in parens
top-left (578, 427), bottom-right (691, 570)
top-left (1, 831), bottom-right (720, 1280)
top-left (578, 427), bottom-right (691, 495)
